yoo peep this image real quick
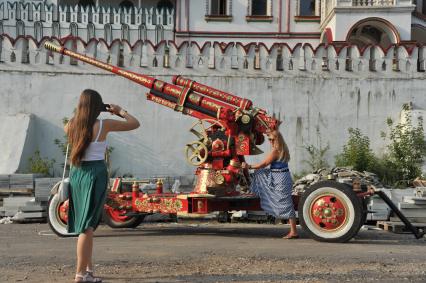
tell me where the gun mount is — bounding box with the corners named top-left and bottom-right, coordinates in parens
top-left (44, 41), bottom-right (278, 196)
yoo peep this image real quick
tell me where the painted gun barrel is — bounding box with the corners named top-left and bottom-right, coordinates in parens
top-left (173, 75), bottom-right (253, 110)
top-left (44, 41), bottom-right (235, 121)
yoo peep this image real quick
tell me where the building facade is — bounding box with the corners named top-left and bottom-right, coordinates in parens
top-left (0, 0), bottom-right (425, 47)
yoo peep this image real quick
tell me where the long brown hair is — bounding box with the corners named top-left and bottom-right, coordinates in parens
top-left (268, 130), bottom-right (290, 163)
top-left (68, 89), bottom-right (103, 166)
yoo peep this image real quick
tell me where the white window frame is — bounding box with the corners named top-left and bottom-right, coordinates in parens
top-left (296, 0), bottom-right (318, 16)
top-left (247, 0), bottom-right (272, 17)
top-left (206, 0), bottom-right (232, 16)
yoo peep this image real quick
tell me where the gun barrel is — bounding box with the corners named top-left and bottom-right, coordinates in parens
top-left (44, 41), bottom-right (156, 89)
top-left (44, 41), bottom-right (236, 121)
top-left (173, 76), bottom-right (253, 110)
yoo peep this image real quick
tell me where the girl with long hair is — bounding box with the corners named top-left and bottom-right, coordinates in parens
top-left (65, 89), bottom-right (140, 282)
top-left (243, 129), bottom-right (298, 239)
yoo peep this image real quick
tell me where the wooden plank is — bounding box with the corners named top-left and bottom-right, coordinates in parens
top-left (0, 188), bottom-right (33, 194)
top-left (377, 221), bottom-right (426, 234)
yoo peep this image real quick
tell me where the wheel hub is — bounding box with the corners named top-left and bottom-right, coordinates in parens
top-left (310, 195), bottom-right (347, 231)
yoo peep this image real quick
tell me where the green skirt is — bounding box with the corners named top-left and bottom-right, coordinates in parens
top-left (67, 160), bottom-right (108, 234)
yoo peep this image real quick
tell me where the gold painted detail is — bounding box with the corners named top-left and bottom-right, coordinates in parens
top-left (229, 159), bottom-right (241, 168)
top-left (214, 173), bottom-right (225, 185)
top-left (241, 114), bottom-right (251, 124)
top-left (323, 208), bottom-right (332, 217)
top-left (188, 93), bottom-right (201, 105)
top-left (149, 96), bottom-right (176, 109)
top-left (44, 42), bottom-right (62, 53)
top-left (66, 50), bottom-right (113, 71)
top-left (117, 69), bottom-right (152, 86)
top-left (197, 200), bottom-right (204, 210)
top-left (202, 100), bottom-right (221, 111)
top-left (154, 80), bottom-right (165, 91)
top-left (165, 85), bottom-right (181, 96)
top-left (134, 198), bottom-right (183, 213)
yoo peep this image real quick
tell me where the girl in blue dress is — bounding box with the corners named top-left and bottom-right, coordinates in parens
top-left (243, 130), bottom-right (298, 239)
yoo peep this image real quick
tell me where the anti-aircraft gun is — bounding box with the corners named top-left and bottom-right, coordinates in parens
top-left (44, 41), bottom-right (276, 196)
top-left (45, 42), bottom-right (424, 242)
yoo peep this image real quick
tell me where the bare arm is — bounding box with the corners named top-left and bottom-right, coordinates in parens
top-left (104, 104), bottom-right (140, 132)
top-left (64, 118), bottom-right (72, 134)
top-left (248, 149), bottom-right (279, 170)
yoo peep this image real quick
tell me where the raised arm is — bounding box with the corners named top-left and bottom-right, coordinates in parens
top-left (104, 104), bottom-right (140, 132)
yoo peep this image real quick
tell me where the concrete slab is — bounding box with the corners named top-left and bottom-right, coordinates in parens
top-left (0, 114), bottom-right (33, 174)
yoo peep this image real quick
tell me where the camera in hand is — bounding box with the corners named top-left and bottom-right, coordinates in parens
top-left (100, 103), bottom-right (110, 112)
top-left (100, 103), bottom-right (124, 118)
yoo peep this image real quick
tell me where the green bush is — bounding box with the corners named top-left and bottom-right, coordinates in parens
top-left (54, 117), bottom-right (70, 156)
top-left (380, 110), bottom-right (426, 186)
top-left (28, 150), bottom-right (55, 176)
top-left (335, 109), bottom-right (426, 187)
top-left (335, 128), bottom-right (377, 172)
top-left (303, 143), bottom-right (330, 172)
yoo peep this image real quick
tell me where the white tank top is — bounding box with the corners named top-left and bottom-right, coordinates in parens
top-left (82, 119), bottom-right (107, 161)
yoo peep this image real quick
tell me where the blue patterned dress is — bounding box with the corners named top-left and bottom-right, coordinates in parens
top-left (250, 161), bottom-right (296, 219)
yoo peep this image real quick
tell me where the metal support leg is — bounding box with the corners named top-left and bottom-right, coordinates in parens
top-left (375, 190), bottom-right (425, 239)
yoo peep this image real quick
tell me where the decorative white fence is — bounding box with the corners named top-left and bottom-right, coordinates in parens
top-left (0, 36), bottom-right (425, 76)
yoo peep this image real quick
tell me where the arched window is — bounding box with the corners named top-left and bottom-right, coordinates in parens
top-left (139, 24), bottom-right (147, 41)
top-left (52, 22), bottom-right (61, 38)
top-left (121, 24), bottom-right (129, 41)
top-left (79, 0), bottom-right (94, 8)
top-left (16, 20), bottom-right (25, 36)
top-left (87, 23), bottom-right (95, 41)
top-left (104, 23), bottom-right (112, 43)
top-left (157, 0), bottom-right (174, 11)
top-left (70, 22), bottom-right (78, 37)
top-left (34, 21), bottom-right (43, 41)
top-left (155, 25), bottom-right (164, 44)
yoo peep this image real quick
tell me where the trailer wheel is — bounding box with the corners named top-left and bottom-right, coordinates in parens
top-left (299, 181), bottom-right (363, 243)
top-left (47, 192), bottom-right (77, 237)
top-left (102, 205), bottom-right (145, 228)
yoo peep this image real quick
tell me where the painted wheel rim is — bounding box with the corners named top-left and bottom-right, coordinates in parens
top-left (105, 206), bottom-right (130, 223)
top-left (309, 194), bottom-right (349, 232)
top-left (57, 200), bottom-right (68, 225)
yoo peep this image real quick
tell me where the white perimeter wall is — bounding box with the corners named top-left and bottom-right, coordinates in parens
top-left (0, 68), bottom-right (425, 177)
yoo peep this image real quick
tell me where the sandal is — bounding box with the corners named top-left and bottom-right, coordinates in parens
top-left (283, 234), bottom-right (299, 239)
top-left (74, 272), bottom-right (102, 283)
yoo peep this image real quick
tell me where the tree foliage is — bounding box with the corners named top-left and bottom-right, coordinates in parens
top-left (335, 128), bottom-right (377, 172)
top-left (28, 150), bottom-right (55, 176)
top-left (379, 110), bottom-right (426, 185)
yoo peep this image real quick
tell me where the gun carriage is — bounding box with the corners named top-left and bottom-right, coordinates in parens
top-left (45, 42), bottom-right (424, 242)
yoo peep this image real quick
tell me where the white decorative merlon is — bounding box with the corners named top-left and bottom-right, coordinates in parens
top-left (1, 36), bottom-right (424, 78)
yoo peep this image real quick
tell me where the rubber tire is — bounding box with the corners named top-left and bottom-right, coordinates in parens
top-left (299, 181), bottom-right (364, 243)
top-left (47, 193), bottom-right (77, 237)
top-left (102, 208), bottom-right (145, 229)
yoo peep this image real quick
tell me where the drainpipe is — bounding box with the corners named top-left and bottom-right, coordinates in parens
top-left (278, 0), bottom-right (282, 33)
top-left (286, 0), bottom-right (290, 33)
